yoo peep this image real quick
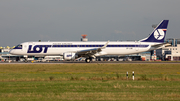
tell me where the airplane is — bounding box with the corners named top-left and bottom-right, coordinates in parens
top-left (10, 20), bottom-right (170, 63)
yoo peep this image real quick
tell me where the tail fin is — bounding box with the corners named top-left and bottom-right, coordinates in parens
top-left (140, 20), bottom-right (169, 43)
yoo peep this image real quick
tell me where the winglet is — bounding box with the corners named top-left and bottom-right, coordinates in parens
top-left (101, 40), bottom-right (109, 49)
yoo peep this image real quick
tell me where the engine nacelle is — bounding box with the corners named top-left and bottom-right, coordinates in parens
top-left (63, 53), bottom-right (77, 60)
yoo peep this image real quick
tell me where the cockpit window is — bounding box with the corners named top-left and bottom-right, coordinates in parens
top-left (14, 44), bottom-right (23, 49)
top-left (18, 45), bottom-right (22, 48)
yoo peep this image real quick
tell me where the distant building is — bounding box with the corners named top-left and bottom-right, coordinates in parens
top-left (156, 38), bottom-right (180, 61)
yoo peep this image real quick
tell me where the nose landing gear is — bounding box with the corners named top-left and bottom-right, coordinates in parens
top-left (23, 55), bottom-right (28, 63)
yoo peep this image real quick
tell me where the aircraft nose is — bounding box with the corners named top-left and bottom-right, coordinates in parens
top-left (9, 50), bottom-right (14, 54)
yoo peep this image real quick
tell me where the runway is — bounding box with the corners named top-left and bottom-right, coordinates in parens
top-left (1, 61), bottom-right (180, 64)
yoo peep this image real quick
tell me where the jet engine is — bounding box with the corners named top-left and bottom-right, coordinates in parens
top-left (63, 53), bottom-right (77, 60)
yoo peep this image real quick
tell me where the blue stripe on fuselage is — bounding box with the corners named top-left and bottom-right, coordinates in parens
top-left (51, 45), bottom-right (149, 48)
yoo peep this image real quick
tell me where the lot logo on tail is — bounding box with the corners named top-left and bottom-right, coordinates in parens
top-left (154, 29), bottom-right (165, 40)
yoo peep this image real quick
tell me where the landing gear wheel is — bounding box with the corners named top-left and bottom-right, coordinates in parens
top-left (85, 58), bottom-right (91, 63)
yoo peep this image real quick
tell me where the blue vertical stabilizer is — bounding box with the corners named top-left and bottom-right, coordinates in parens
top-left (140, 20), bottom-right (169, 43)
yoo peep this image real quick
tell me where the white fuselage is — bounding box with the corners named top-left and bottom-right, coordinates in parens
top-left (10, 41), bottom-right (158, 57)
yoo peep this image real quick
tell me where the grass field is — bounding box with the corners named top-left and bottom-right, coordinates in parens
top-left (0, 64), bottom-right (180, 100)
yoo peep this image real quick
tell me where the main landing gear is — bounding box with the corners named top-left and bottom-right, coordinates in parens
top-left (85, 58), bottom-right (92, 63)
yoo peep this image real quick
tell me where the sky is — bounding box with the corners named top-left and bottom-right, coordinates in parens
top-left (0, 0), bottom-right (180, 47)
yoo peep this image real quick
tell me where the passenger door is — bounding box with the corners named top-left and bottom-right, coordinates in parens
top-left (135, 41), bottom-right (140, 51)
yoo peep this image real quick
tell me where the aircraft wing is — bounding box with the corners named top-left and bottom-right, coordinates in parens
top-left (76, 41), bottom-right (109, 56)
